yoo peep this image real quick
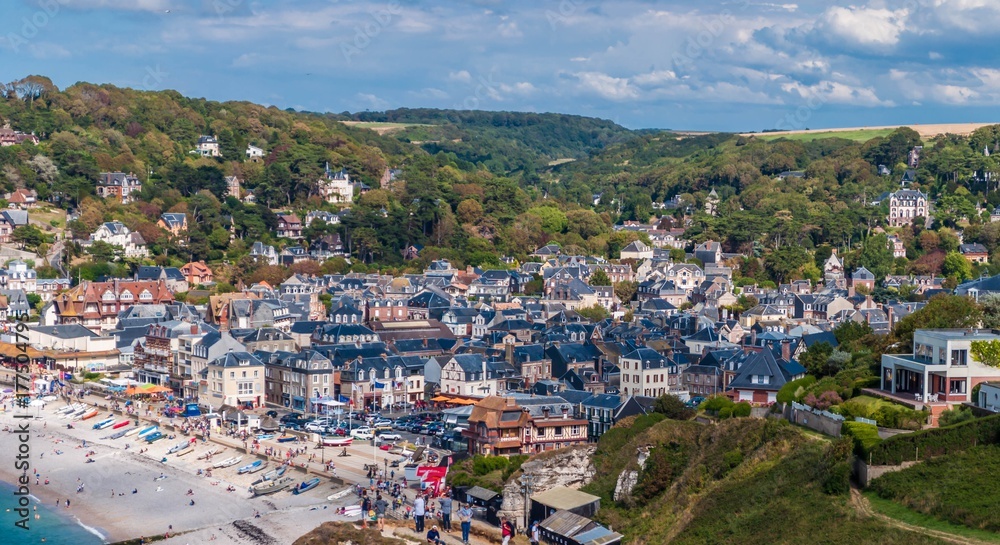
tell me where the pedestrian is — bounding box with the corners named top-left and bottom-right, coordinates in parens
top-left (530, 520), bottom-right (540, 545)
top-left (438, 494), bottom-right (453, 532)
top-left (414, 493), bottom-right (426, 532)
top-left (375, 494), bottom-right (388, 531)
top-left (361, 493), bottom-right (372, 529)
top-left (501, 515), bottom-right (513, 545)
top-left (458, 503), bottom-right (473, 545)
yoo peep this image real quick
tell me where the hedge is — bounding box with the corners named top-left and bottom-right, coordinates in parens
top-left (841, 421), bottom-right (882, 457)
top-left (776, 375), bottom-right (816, 404)
top-left (869, 413), bottom-right (1000, 465)
top-left (732, 402), bottom-right (752, 417)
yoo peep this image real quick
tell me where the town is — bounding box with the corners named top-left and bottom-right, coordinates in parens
top-left (3, 76), bottom-right (1000, 544)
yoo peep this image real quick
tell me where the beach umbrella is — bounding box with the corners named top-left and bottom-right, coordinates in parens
top-left (2, 388), bottom-right (12, 393)
top-left (29, 399), bottom-right (46, 406)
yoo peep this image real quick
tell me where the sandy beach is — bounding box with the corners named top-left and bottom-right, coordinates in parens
top-left (0, 399), bottom-right (368, 544)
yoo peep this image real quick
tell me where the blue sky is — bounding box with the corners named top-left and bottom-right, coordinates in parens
top-left (3, 0), bottom-right (1000, 131)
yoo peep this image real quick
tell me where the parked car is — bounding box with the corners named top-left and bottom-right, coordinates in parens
top-left (265, 410), bottom-right (279, 418)
top-left (376, 432), bottom-right (402, 442)
top-left (280, 413), bottom-right (304, 423)
top-left (351, 429), bottom-right (373, 440)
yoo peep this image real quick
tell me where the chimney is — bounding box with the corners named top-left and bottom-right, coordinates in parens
top-left (542, 406), bottom-right (550, 418)
top-left (780, 339), bottom-right (791, 363)
top-left (506, 342), bottom-right (514, 365)
top-left (190, 324), bottom-right (198, 335)
top-left (561, 405), bottom-right (569, 419)
top-left (750, 328), bottom-right (757, 346)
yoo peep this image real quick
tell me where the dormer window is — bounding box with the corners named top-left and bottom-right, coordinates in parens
top-left (139, 290), bottom-right (152, 301)
top-left (102, 291), bottom-right (115, 301)
top-left (120, 291), bottom-right (133, 301)
top-left (358, 371), bottom-right (365, 381)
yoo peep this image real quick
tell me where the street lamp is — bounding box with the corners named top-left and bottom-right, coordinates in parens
top-left (519, 473), bottom-right (535, 530)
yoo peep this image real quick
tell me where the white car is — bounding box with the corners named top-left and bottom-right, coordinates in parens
top-left (350, 427), bottom-right (373, 440)
top-left (376, 432), bottom-right (402, 442)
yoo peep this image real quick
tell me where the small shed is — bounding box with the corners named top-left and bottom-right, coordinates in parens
top-left (462, 485), bottom-right (503, 526)
top-left (530, 486), bottom-right (601, 524)
top-left (539, 509), bottom-right (622, 545)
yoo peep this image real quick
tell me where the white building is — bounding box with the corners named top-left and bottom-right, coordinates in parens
top-left (888, 189), bottom-right (929, 228)
top-left (318, 163), bottom-right (353, 205)
top-left (245, 145), bottom-right (264, 160)
top-left (197, 135), bottom-right (220, 157)
top-left (88, 222), bottom-right (148, 258)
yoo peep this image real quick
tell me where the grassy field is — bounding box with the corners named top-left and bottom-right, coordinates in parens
top-left (869, 445), bottom-right (1000, 532)
top-left (754, 128), bottom-right (895, 142)
top-left (28, 205), bottom-right (67, 230)
top-left (340, 121), bottom-right (433, 134)
top-left (865, 492), bottom-right (1000, 544)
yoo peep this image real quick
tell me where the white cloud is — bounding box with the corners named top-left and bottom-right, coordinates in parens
top-left (448, 70), bottom-right (472, 83)
top-left (931, 84), bottom-right (979, 104)
top-left (570, 56), bottom-right (589, 62)
top-left (28, 42), bottom-right (71, 59)
top-left (572, 72), bottom-right (639, 100)
top-left (59, 0), bottom-right (171, 11)
top-left (499, 82), bottom-right (536, 96)
top-left (232, 53), bottom-right (261, 68)
top-left (781, 80), bottom-right (892, 106)
top-left (632, 70), bottom-right (676, 86)
top-left (355, 93), bottom-right (390, 110)
top-left (497, 20), bottom-right (522, 38)
top-left (818, 6), bottom-right (909, 47)
top-left (410, 87), bottom-right (449, 100)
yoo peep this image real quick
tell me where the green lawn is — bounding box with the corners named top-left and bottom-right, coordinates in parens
top-left (868, 445), bottom-right (1000, 533)
top-left (865, 492), bottom-right (1000, 544)
top-left (755, 128), bottom-right (895, 142)
top-left (341, 121), bottom-right (433, 133)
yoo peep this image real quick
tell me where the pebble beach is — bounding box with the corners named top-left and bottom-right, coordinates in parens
top-left (0, 400), bottom-right (367, 544)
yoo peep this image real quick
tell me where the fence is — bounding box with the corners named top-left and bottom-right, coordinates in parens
top-left (784, 402), bottom-right (845, 437)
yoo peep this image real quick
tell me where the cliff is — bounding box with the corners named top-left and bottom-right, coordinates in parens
top-left (498, 444), bottom-right (596, 527)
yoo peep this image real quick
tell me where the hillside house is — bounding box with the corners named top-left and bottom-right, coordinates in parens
top-left (96, 172), bottom-right (142, 204)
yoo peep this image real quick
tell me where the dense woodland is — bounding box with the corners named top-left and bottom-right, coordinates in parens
top-left (3, 76), bottom-right (1000, 291)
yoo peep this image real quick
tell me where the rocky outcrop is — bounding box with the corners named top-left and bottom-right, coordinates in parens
top-left (613, 446), bottom-right (650, 502)
top-left (499, 445), bottom-right (596, 527)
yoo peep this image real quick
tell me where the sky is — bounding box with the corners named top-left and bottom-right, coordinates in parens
top-left (3, 0), bottom-right (1000, 131)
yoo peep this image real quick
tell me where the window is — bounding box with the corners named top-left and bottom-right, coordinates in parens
top-left (572, 425), bottom-right (581, 436)
top-left (230, 372), bottom-right (234, 378)
top-left (554, 427), bottom-right (563, 436)
top-left (951, 349), bottom-right (968, 366)
top-left (253, 370), bottom-right (258, 377)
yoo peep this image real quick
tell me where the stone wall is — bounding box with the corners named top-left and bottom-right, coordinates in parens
top-left (854, 457), bottom-right (920, 487)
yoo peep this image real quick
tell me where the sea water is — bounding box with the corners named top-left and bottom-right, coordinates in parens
top-left (0, 480), bottom-right (105, 545)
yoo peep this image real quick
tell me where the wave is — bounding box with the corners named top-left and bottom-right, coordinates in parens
top-left (73, 515), bottom-right (109, 543)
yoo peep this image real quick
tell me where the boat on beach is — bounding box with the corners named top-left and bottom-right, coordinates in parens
top-left (112, 420), bottom-right (130, 429)
top-left (65, 407), bottom-right (87, 419)
top-left (251, 477), bottom-right (294, 496)
top-left (108, 428), bottom-right (132, 439)
top-left (80, 409), bottom-right (99, 420)
top-left (292, 477), bottom-right (320, 495)
top-left (145, 431), bottom-right (164, 443)
top-left (239, 460), bottom-right (268, 474)
top-left (167, 440), bottom-right (193, 455)
top-left (320, 436), bottom-right (353, 447)
top-left (251, 464), bottom-right (287, 485)
top-left (136, 426), bottom-right (158, 439)
top-left (56, 405), bottom-right (78, 416)
top-left (214, 456), bottom-right (243, 468)
top-left (93, 417), bottom-right (115, 429)
top-left (327, 488), bottom-right (352, 501)
top-left (197, 448), bottom-right (220, 460)
top-left (276, 435), bottom-right (296, 443)
top-left (125, 426), bottom-right (149, 437)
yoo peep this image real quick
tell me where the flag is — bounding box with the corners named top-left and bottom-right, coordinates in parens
top-left (374, 381), bottom-right (386, 389)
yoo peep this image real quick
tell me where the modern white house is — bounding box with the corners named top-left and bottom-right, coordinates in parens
top-left (978, 382), bottom-right (1000, 413)
top-left (880, 329), bottom-right (1000, 405)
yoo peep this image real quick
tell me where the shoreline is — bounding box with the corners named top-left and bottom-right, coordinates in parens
top-left (0, 402), bottom-right (362, 544)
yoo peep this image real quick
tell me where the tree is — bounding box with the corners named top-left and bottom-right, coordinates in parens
top-left (799, 341), bottom-right (835, 377)
top-left (893, 294), bottom-right (983, 353)
top-left (576, 304), bottom-right (609, 322)
top-left (938, 406), bottom-right (975, 427)
top-left (653, 394), bottom-right (695, 420)
top-left (857, 233), bottom-right (894, 280)
top-left (981, 293), bottom-right (1000, 329)
top-left (971, 340), bottom-right (1000, 368)
top-left (833, 321), bottom-right (873, 347)
top-left (942, 251), bottom-right (972, 281)
top-left (589, 268), bottom-right (610, 286)
top-left (614, 281), bottom-right (638, 303)
top-left (11, 225), bottom-right (44, 250)
top-left (764, 245), bottom-right (809, 283)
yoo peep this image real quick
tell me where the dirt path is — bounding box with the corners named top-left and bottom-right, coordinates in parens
top-left (849, 487), bottom-right (994, 545)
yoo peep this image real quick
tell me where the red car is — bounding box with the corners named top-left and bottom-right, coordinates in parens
top-left (379, 443), bottom-right (392, 451)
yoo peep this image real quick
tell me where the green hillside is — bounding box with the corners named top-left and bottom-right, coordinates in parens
top-left (583, 415), bottom-right (946, 545)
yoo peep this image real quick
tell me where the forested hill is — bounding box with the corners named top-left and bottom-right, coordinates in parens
top-left (338, 107), bottom-right (634, 176)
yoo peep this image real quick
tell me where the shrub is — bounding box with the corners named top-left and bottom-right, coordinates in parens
top-left (804, 390), bottom-right (843, 411)
top-left (776, 375), bottom-right (816, 404)
top-left (869, 413), bottom-right (1000, 464)
top-left (702, 395), bottom-right (734, 414)
top-left (841, 421), bottom-right (882, 457)
top-left (472, 455), bottom-right (509, 476)
top-left (872, 404), bottom-right (925, 430)
top-left (719, 407), bottom-right (733, 419)
top-left (732, 402), bottom-right (752, 417)
top-left (938, 406), bottom-right (975, 427)
top-left (501, 454), bottom-right (529, 481)
top-left (83, 372), bottom-right (102, 381)
top-left (653, 394), bottom-right (695, 420)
